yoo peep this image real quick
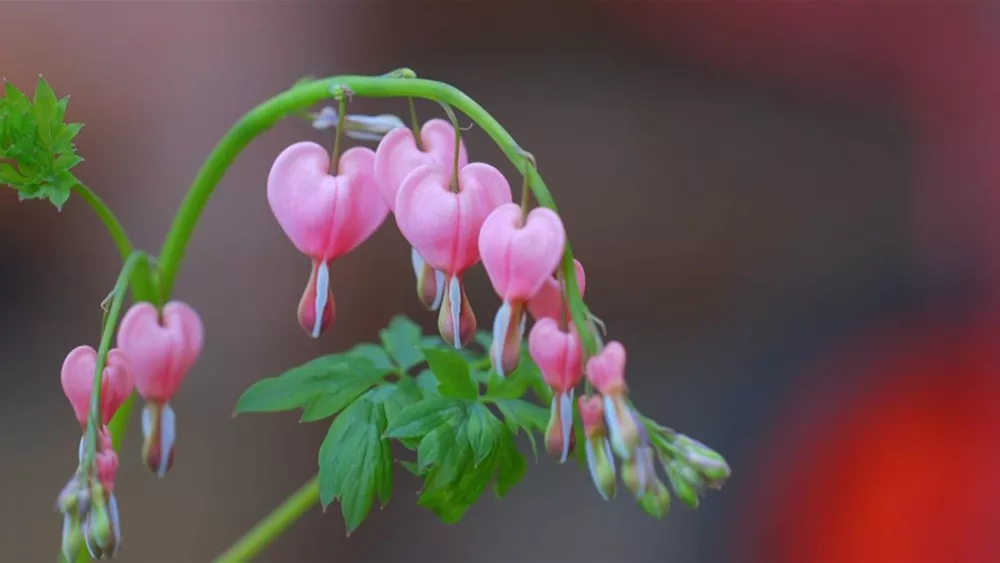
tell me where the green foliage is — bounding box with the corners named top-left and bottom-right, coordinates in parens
top-left (235, 315), bottom-right (545, 533)
top-left (0, 77), bottom-right (85, 209)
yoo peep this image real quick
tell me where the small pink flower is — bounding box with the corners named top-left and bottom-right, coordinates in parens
top-left (96, 449), bottom-right (119, 493)
top-left (579, 395), bottom-right (617, 500)
top-left (526, 259), bottom-right (586, 322)
top-left (267, 141), bottom-right (389, 337)
top-left (376, 119), bottom-right (466, 312)
top-left (528, 317), bottom-right (583, 463)
top-left (395, 162), bottom-right (512, 347)
top-left (585, 341), bottom-right (640, 460)
top-left (480, 203), bottom-right (566, 377)
top-left (117, 301), bottom-right (203, 477)
top-left (60, 345), bottom-right (133, 427)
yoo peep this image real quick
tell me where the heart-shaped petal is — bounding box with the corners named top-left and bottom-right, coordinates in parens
top-left (267, 142), bottom-right (389, 261)
top-left (116, 301), bottom-right (204, 403)
top-left (61, 346), bottom-right (133, 426)
top-left (586, 340), bottom-right (627, 395)
top-left (479, 203), bottom-right (566, 302)
top-left (374, 119), bottom-right (468, 210)
top-left (528, 317), bottom-right (584, 392)
top-left (527, 259), bottom-right (586, 321)
top-left (395, 162), bottom-right (512, 274)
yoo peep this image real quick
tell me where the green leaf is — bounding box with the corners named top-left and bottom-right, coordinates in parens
top-left (379, 315), bottom-right (424, 371)
top-left (415, 369), bottom-right (441, 396)
top-left (495, 398), bottom-right (549, 457)
top-left (466, 403), bottom-right (501, 467)
top-left (474, 331), bottom-right (493, 352)
top-left (380, 378), bottom-right (422, 423)
top-left (400, 460), bottom-right (424, 476)
top-left (32, 76), bottom-right (58, 148)
top-left (317, 395), bottom-right (393, 533)
top-left (418, 439), bottom-right (495, 524)
top-left (347, 342), bottom-right (395, 373)
top-left (421, 335), bottom-right (480, 361)
top-left (423, 420), bottom-right (472, 492)
top-left (233, 354), bottom-right (368, 414)
top-left (383, 397), bottom-right (465, 439)
top-left (423, 347), bottom-right (478, 400)
top-left (493, 428), bottom-right (527, 498)
top-left (298, 363), bottom-right (383, 422)
top-left (417, 424), bottom-right (453, 471)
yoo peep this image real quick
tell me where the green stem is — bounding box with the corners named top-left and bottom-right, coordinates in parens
top-left (81, 251), bottom-right (144, 468)
top-left (213, 476), bottom-right (320, 563)
top-left (407, 97), bottom-right (423, 151)
top-left (70, 183), bottom-right (133, 260)
top-left (154, 75), bottom-right (596, 354)
top-left (328, 94), bottom-right (347, 175)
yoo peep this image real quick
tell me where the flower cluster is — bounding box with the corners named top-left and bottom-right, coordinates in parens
top-left (56, 301), bottom-right (203, 559)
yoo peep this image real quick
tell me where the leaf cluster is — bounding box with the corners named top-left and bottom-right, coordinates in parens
top-left (234, 316), bottom-right (550, 532)
top-left (0, 76), bottom-right (85, 209)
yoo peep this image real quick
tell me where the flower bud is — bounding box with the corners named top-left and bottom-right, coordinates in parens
top-left (666, 459), bottom-right (705, 509)
top-left (411, 247), bottom-right (445, 311)
top-left (61, 513), bottom-right (83, 562)
top-left (638, 479), bottom-right (672, 519)
top-left (82, 485), bottom-right (120, 559)
top-left (545, 391), bottom-right (576, 463)
top-left (621, 444), bottom-right (656, 499)
top-left (438, 275), bottom-right (476, 348)
top-left (675, 434), bottom-right (731, 488)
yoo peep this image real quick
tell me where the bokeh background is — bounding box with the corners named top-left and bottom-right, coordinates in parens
top-left (2, 2), bottom-right (998, 562)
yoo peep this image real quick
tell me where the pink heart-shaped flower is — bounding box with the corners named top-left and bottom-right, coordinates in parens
top-left (61, 345), bottom-right (133, 427)
top-left (528, 317), bottom-right (584, 392)
top-left (585, 340), bottom-right (627, 395)
top-left (267, 142), bottom-right (389, 261)
top-left (394, 162), bottom-right (512, 275)
top-left (374, 119), bottom-right (468, 210)
top-left (527, 259), bottom-right (586, 321)
top-left (116, 301), bottom-right (204, 403)
top-left (479, 203), bottom-right (566, 302)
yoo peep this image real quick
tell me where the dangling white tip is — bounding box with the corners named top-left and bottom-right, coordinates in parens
top-left (559, 389), bottom-right (574, 463)
top-left (449, 276), bottom-right (462, 349)
top-left (158, 404), bottom-right (176, 479)
top-left (491, 302), bottom-right (512, 378)
top-left (312, 261), bottom-right (330, 339)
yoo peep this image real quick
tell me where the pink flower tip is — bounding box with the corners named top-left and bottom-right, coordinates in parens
top-left (116, 301), bottom-right (203, 404)
top-left (60, 345), bottom-right (133, 427)
top-left (479, 203), bottom-right (566, 302)
top-left (528, 317), bottom-right (583, 392)
top-left (585, 341), bottom-right (627, 395)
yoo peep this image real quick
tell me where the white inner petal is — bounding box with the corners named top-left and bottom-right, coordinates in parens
top-left (603, 395), bottom-right (630, 461)
top-left (410, 247), bottom-right (425, 278)
top-left (585, 440), bottom-right (609, 501)
top-left (158, 404), bottom-right (176, 479)
top-left (449, 276), bottom-right (462, 348)
top-left (312, 261), bottom-right (330, 339)
top-left (491, 302), bottom-right (512, 378)
top-left (431, 269), bottom-right (446, 311)
top-left (141, 405), bottom-right (152, 442)
top-left (559, 389), bottom-right (574, 463)
top-left (108, 493), bottom-right (121, 556)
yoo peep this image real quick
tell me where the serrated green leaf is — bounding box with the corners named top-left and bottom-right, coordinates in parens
top-left (423, 347), bottom-right (478, 400)
top-left (495, 398), bottom-right (549, 457)
top-left (418, 441), bottom-right (496, 524)
top-left (400, 460), bottom-right (424, 476)
top-left (415, 369), bottom-right (440, 396)
top-left (467, 403), bottom-right (501, 467)
top-left (373, 402), bottom-right (393, 507)
top-left (318, 398), bottom-right (374, 507)
top-left (494, 428), bottom-right (527, 498)
top-left (486, 363), bottom-right (533, 399)
top-left (380, 379), bottom-right (422, 423)
top-left (53, 122), bottom-right (82, 149)
top-left (33, 76), bottom-right (58, 148)
top-left (421, 334), bottom-right (480, 361)
top-left (423, 420), bottom-right (471, 492)
top-left (4, 81), bottom-right (30, 111)
top-left (417, 425), bottom-right (452, 471)
top-left (383, 397), bottom-right (465, 439)
top-left (379, 315), bottom-right (424, 371)
top-left (233, 354), bottom-right (362, 414)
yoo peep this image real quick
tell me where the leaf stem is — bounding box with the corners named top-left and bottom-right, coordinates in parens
top-left (81, 251), bottom-right (144, 473)
top-left (70, 183), bottom-right (132, 260)
top-left (213, 475), bottom-right (320, 563)
top-left (154, 75), bottom-right (597, 354)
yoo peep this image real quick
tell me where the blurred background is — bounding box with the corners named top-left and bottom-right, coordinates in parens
top-left (2, 2), bottom-right (998, 562)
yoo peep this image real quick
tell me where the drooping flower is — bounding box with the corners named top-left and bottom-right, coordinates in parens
top-left (267, 141), bottom-right (389, 337)
top-left (579, 394), bottom-right (617, 500)
top-left (528, 317), bottom-right (583, 462)
top-left (375, 119), bottom-right (468, 311)
top-left (395, 162), bottom-right (512, 347)
top-left (526, 259), bottom-right (586, 322)
top-left (479, 203), bottom-right (566, 377)
top-left (586, 341), bottom-right (640, 460)
top-left (60, 345), bottom-right (133, 427)
top-left (116, 301), bottom-right (203, 477)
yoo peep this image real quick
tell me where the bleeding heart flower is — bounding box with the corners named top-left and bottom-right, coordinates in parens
top-left (527, 259), bottom-right (586, 322)
top-left (267, 141), bottom-right (389, 337)
top-left (395, 162), bottom-right (512, 347)
top-left (528, 317), bottom-right (583, 463)
top-left (376, 119), bottom-right (468, 312)
top-left (117, 301), bottom-right (203, 478)
top-left (586, 341), bottom-right (640, 460)
top-left (480, 203), bottom-right (566, 376)
top-left (61, 345), bottom-right (133, 427)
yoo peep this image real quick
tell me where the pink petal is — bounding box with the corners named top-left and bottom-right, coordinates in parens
top-left (479, 203), bottom-right (566, 302)
top-left (267, 142), bottom-right (389, 261)
top-left (526, 259), bottom-right (586, 321)
top-left (528, 317), bottom-right (584, 391)
top-left (60, 345), bottom-right (133, 426)
top-left (394, 162), bottom-right (512, 274)
top-left (117, 301), bottom-right (203, 403)
top-left (374, 119), bottom-right (468, 210)
top-left (586, 341), bottom-right (627, 395)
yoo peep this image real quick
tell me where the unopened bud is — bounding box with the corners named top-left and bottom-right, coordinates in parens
top-left (411, 247), bottom-right (445, 311)
top-left (675, 434), bottom-right (731, 488)
top-left (603, 393), bottom-right (639, 460)
top-left (584, 434), bottom-right (617, 500)
top-left (82, 487), bottom-right (121, 560)
top-left (621, 445), bottom-right (656, 498)
top-left (638, 479), bottom-right (671, 519)
top-left (666, 460), bottom-right (705, 510)
top-left (61, 513), bottom-right (83, 561)
top-left (438, 275), bottom-right (476, 348)
top-left (490, 300), bottom-right (526, 378)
